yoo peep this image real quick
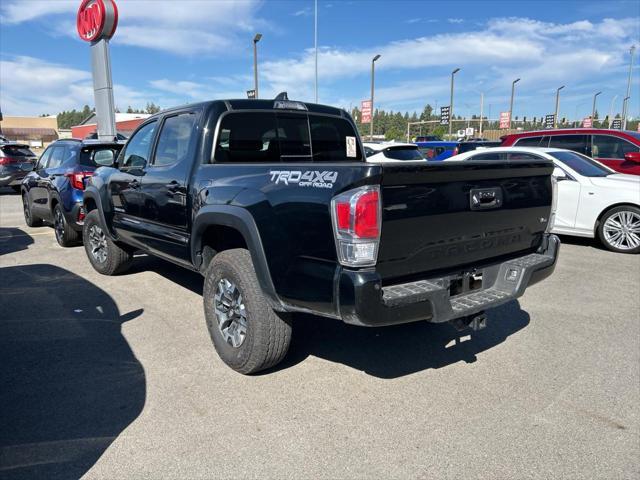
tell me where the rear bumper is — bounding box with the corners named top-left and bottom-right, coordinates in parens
top-left (63, 202), bottom-right (85, 232)
top-left (337, 234), bottom-right (560, 327)
top-left (0, 167), bottom-right (27, 187)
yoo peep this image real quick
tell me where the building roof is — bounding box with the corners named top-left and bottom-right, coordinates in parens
top-left (75, 112), bottom-right (151, 126)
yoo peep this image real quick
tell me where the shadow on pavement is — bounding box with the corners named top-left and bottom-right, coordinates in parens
top-left (0, 228), bottom-right (34, 256)
top-left (0, 187), bottom-right (20, 196)
top-left (0, 264), bottom-right (146, 480)
top-left (128, 253), bottom-right (204, 295)
top-left (556, 234), bottom-right (603, 251)
top-left (275, 300), bottom-right (529, 378)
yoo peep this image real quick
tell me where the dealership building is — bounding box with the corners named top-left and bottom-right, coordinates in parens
top-left (71, 112), bottom-right (150, 139)
top-left (0, 115), bottom-right (59, 151)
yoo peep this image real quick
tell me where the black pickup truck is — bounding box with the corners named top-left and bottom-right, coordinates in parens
top-left (82, 95), bottom-right (559, 374)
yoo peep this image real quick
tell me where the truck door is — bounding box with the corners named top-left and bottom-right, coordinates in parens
top-left (109, 120), bottom-right (158, 246)
top-left (138, 111), bottom-right (198, 264)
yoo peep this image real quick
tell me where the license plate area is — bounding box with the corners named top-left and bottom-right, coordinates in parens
top-left (448, 271), bottom-right (483, 297)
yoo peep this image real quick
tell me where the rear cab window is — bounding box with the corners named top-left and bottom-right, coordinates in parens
top-left (383, 147), bottom-right (424, 161)
top-left (212, 111), bottom-right (362, 163)
top-left (79, 145), bottom-right (124, 167)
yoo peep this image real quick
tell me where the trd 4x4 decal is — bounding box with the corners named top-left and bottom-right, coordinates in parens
top-left (269, 170), bottom-right (338, 188)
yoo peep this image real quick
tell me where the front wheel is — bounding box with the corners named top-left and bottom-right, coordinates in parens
top-left (203, 249), bottom-right (292, 374)
top-left (597, 205), bottom-right (640, 254)
top-left (83, 210), bottom-right (133, 274)
top-left (22, 193), bottom-right (42, 227)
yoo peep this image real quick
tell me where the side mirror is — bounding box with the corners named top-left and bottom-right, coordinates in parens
top-left (553, 167), bottom-right (569, 181)
top-left (624, 152), bottom-right (640, 164)
top-left (94, 149), bottom-right (116, 167)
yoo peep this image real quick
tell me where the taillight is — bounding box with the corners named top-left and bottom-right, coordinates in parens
top-left (65, 171), bottom-right (93, 190)
top-left (331, 186), bottom-right (381, 267)
top-left (0, 157), bottom-right (21, 165)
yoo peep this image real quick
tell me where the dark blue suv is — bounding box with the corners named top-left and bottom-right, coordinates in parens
top-left (21, 139), bottom-right (123, 246)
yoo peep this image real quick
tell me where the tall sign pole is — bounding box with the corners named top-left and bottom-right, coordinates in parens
top-left (77, 0), bottom-right (119, 140)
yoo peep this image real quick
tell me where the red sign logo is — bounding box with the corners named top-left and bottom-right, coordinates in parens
top-left (77, 0), bottom-right (118, 42)
top-left (582, 117), bottom-right (593, 128)
top-left (499, 111), bottom-right (511, 129)
top-left (361, 100), bottom-right (372, 124)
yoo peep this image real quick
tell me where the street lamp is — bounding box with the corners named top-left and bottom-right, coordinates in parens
top-left (592, 91), bottom-right (602, 123)
top-left (554, 85), bottom-right (565, 128)
top-left (370, 54), bottom-right (381, 141)
top-left (608, 95), bottom-right (618, 127)
top-left (449, 67), bottom-right (460, 138)
top-left (622, 96), bottom-right (631, 128)
top-left (253, 33), bottom-right (262, 99)
top-left (509, 78), bottom-right (520, 130)
top-left (622, 45), bottom-right (635, 130)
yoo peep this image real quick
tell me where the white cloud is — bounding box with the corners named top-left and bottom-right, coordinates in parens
top-left (1, 0), bottom-right (265, 56)
top-left (448, 18), bottom-right (464, 24)
top-left (293, 7), bottom-right (313, 17)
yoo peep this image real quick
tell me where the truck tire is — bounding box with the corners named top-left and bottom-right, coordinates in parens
top-left (203, 248), bottom-right (292, 374)
top-left (53, 204), bottom-right (81, 247)
top-left (83, 210), bottom-right (133, 275)
top-left (597, 205), bottom-right (640, 254)
top-left (22, 194), bottom-right (42, 227)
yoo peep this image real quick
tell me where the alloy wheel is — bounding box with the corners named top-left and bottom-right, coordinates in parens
top-left (23, 197), bottom-right (31, 223)
top-left (214, 278), bottom-right (248, 348)
top-left (88, 224), bottom-right (108, 263)
top-left (54, 207), bottom-right (65, 243)
top-left (603, 211), bottom-right (640, 251)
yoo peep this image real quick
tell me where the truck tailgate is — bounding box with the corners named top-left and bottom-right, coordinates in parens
top-left (378, 160), bottom-right (554, 282)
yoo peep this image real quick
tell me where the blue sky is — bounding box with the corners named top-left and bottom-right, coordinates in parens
top-left (1, 0), bottom-right (639, 121)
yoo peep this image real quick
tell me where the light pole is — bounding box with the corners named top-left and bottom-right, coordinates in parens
top-left (449, 67), bottom-right (460, 138)
top-left (253, 33), bottom-right (262, 99)
top-left (509, 78), bottom-right (520, 130)
top-left (608, 95), bottom-right (618, 127)
top-left (314, 0), bottom-right (318, 103)
top-left (554, 85), bottom-right (565, 128)
top-left (591, 91), bottom-right (602, 123)
top-left (370, 54), bottom-right (381, 141)
top-left (479, 92), bottom-right (484, 136)
top-left (622, 45), bottom-right (635, 130)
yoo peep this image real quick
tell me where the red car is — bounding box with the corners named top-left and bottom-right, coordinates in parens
top-left (501, 129), bottom-right (640, 175)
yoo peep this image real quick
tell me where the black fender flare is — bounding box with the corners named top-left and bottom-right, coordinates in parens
top-left (83, 186), bottom-right (118, 239)
top-left (191, 205), bottom-right (283, 310)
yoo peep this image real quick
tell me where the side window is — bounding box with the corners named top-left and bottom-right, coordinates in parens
top-left (514, 136), bottom-right (543, 147)
top-left (48, 146), bottom-right (66, 168)
top-left (548, 135), bottom-right (589, 155)
top-left (472, 152), bottom-right (505, 160)
top-left (214, 112), bottom-right (280, 163)
top-left (592, 135), bottom-right (640, 159)
top-left (506, 152), bottom-right (545, 161)
top-left (153, 113), bottom-right (197, 167)
top-left (63, 145), bottom-right (79, 164)
top-left (36, 147), bottom-right (53, 169)
top-left (120, 121), bottom-right (157, 169)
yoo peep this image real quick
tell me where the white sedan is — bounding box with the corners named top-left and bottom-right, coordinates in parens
top-left (448, 147), bottom-right (640, 253)
top-left (363, 142), bottom-right (425, 162)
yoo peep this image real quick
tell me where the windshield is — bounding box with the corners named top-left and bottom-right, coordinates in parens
top-left (79, 146), bottom-right (123, 167)
top-left (383, 147), bottom-right (424, 161)
top-left (548, 150), bottom-right (612, 177)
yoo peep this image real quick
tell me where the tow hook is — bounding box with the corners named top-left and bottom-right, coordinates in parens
top-left (450, 312), bottom-right (488, 331)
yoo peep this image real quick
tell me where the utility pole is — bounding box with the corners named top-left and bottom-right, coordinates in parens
top-left (608, 95), bottom-right (618, 127)
top-left (253, 33), bottom-right (262, 99)
top-left (554, 85), bottom-right (564, 128)
top-left (370, 54), bottom-right (381, 141)
top-left (622, 45), bottom-right (635, 130)
top-left (314, 0), bottom-right (318, 103)
top-left (592, 91), bottom-right (602, 123)
top-left (509, 78), bottom-right (520, 130)
top-left (449, 67), bottom-right (460, 138)
top-left (479, 92), bottom-right (484, 136)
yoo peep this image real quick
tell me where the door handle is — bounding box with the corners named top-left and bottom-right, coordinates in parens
top-left (166, 181), bottom-right (182, 193)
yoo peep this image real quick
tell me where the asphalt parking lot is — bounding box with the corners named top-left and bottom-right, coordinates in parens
top-left (1, 187), bottom-right (639, 480)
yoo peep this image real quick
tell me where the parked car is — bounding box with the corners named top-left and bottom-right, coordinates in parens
top-left (363, 142), bottom-right (424, 162)
top-left (415, 140), bottom-right (459, 160)
top-left (449, 146), bottom-right (640, 253)
top-left (21, 139), bottom-right (124, 246)
top-left (457, 140), bottom-right (501, 154)
top-left (414, 135), bottom-right (441, 142)
top-left (81, 95), bottom-right (558, 374)
top-left (0, 143), bottom-right (37, 192)
top-left (501, 129), bottom-right (640, 175)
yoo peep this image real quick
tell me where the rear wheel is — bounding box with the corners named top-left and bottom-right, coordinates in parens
top-left (53, 204), bottom-right (81, 247)
top-left (203, 248), bottom-right (292, 374)
top-left (22, 193), bottom-right (42, 227)
top-left (83, 210), bottom-right (133, 275)
top-left (597, 205), bottom-right (640, 254)
top-left (11, 185), bottom-right (21, 193)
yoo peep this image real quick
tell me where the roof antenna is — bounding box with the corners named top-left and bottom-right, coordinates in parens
top-left (274, 92), bottom-right (289, 101)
